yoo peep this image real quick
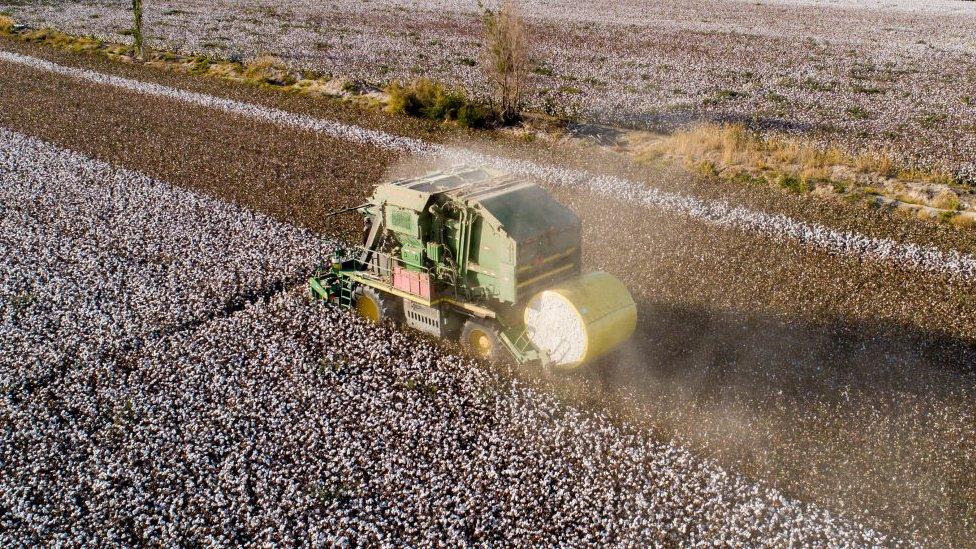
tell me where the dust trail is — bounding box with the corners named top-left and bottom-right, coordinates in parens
top-left (3, 49), bottom-right (976, 282)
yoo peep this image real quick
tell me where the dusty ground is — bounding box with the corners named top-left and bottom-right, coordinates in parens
top-left (1, 37), bottom-right (975, 545)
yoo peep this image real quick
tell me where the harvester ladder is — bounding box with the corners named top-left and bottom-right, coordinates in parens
top-left (336, 277), bottom-right (357, 309)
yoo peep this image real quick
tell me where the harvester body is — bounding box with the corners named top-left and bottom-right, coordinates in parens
top-left (310, 166), bottom-right (635, 370)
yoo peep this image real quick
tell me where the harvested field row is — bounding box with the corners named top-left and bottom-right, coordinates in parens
top-left (6, 0), bottom-right (976, 174)
top-left (0, 129), bottom-right (897, 546)
top-left (3, 49), bottom-right (975, 284)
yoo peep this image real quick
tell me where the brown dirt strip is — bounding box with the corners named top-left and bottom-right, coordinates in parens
top-left (2, 38), bottom-right (975, 545)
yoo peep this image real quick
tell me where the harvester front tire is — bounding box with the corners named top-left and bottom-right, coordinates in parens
top-left (354, 287), bottom-right (401, 324)
top-left (460, 319), bottom-right (504, 362)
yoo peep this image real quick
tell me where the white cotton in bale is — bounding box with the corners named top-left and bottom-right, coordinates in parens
top-left (524, 293), bottom-right (587, 365)
top-left (523, 271), bottom-right (637, 370)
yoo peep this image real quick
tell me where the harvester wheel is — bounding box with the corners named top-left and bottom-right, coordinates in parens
top-left (354, 287), bottom-right (401, 324)
top-left (460, 319), bottom-right (503, 362)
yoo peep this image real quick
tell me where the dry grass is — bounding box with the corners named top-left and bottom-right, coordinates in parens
top-left (932, 189), bottom-right (962, 211)
top-left (21, 28), bottom-right (106, 54)
top-left (665, 123), bottom-right (853, 178)
top-left (659, 123), bottom-right (957, 187)
top-left (639, 123), bottom-right (970, 225)
top-left (855, 149), bottom-right (899, 178)
top-left (241, 55), bottom-right (295, 86)
top-left (950, 213), bottom-right (976, 229)
top-left (660, 123), bottom-right (851, 194)
top-left (0, 15), bottom-right (14, 35)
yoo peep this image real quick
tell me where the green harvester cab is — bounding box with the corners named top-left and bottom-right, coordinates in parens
top-left (310, 165), bottom-right (635, 369)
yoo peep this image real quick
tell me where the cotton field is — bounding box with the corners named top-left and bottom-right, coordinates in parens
top-left (0, 129), bottom-right (900, 545)
top-left (2, 2), bottom-right (975, 545)
top-left (0, 292), bottom-right (900, 547)
top-left (5, 0), bottom-right (976, 174)
top-left (0, 128), bottom-right (326, 360)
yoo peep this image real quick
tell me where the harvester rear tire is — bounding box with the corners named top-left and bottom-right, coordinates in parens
top-left (354, 287), bottom-right (401, 324)
top-left (460, 319), bottom-right (504, 363)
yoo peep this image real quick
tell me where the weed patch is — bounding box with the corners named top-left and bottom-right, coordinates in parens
top-left (532, 64), bottom-right (554, 77)
top-left (313, 480), bottom-right (353, 506)
top-left (855, 150), bottom-right (898, 178)
top-left (0, 15), bottom-right (14, 34)
top-left (932, 189), bottom-right (961, 211)
top-left (636, 123), bottom-right (968, 226)
top-left (189, 55), bottom-right (211, 75)
top-left (242, 55), bottom-right (296, 86)
top-left (385, 79), bottom-right (492, 128)
top-left (775, 173), bottom-right (812, 193)
top-left (845, 106), bottom-right (871, 120)
top-left (400, 377), bottom-right (440, 395)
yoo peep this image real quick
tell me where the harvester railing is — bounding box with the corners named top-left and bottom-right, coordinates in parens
top-left (337, 247), bottom-right (432, 283)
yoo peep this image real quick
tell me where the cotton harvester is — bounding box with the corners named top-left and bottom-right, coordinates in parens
top-left (309, 166), bottom-right (636, 371)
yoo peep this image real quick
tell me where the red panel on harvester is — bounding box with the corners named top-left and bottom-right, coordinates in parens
top-left (393, 265), bottom-right (431, 299)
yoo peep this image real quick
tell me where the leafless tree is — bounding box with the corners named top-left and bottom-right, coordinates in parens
top-left (483, 1), bottom-right (529, 124)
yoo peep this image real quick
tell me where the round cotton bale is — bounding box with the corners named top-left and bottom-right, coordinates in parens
top-left (523, 271), bottom-right (637, 370)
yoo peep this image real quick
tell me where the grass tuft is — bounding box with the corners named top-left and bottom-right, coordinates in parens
top-left (845, 105), bottom-right (872, 120)
top-left (775, 172), bottom-right (812, 193)
top-left (855, 149), bottom-right (898, 178)
top-left (188, 55), bottom-right (211, 75)
top-left (242, 55), bottom-right (296, 86)
top-left (931, 189), bottom-right (961, 212)
top-left (950, 214), bottom-right (976, 229)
